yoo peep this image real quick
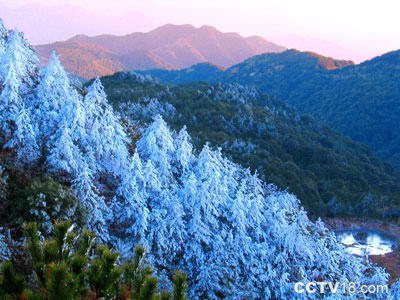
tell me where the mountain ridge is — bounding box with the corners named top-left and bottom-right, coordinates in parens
top-left (36, 24), bottom-right (286, 79)
top-left (138, 49), bottom-right (354, 84)
top-left (139, 49), bottom-right (400, 169)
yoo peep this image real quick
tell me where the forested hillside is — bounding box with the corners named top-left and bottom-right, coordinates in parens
top-left (97, 72), bottom-right (400, 217)
top-left (140, 49), bottom-right (400, 170)
top-left (222, 50), bottom-right (400, 169)
top-left (140, 62), bottom-right (225, 85)
top-left (0, 19), bottom-right (399, 298)
top-left (140, 49), bottom-right (353, 84)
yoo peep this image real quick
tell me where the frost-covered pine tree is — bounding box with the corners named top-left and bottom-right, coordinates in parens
top-left (45, 123), bottom-right (82, 177)
top-left (110, 152), bottom-right (149, 257)
top-left (0, 19), bottom-right (6, 38)
top-left (192, 144), bottom-right (229, 217)
top-left (134, 119), bottom-right (187, 271)
top-left (180, 171), bottom-right (207, 268)
top-left (0, 62), bottom-right (38, 164)
top-left (0, 29), bottom-right (38, 90)
top-left (147, 183), bottom-right (186, 275)
top-left (5, 104), bottom-right (39, 164)
top-left (173, 126), bottom-right (193, 173)
top-left (238, 169), bottom-right (267, 240)
top-left (180, 150), bottom-right (229, 297)
top-left (33, 52), bottom-right (83, 146)
top-left (72, 162), bottom-right (111, 242)
top-left (0, 19), bottom-right (7, 68)
top-left (83, 77), bottom-right (129, 175)
top-left (0, 64), bottom-right (21, 142)
top-left (33, 53), bottom-right (85, 176)
top-left (142, 159), bottom-right (162, 197)
top-left (137, 115), bottom-right (175, 184)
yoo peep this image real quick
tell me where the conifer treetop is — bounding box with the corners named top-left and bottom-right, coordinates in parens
top-left (0, 29), bottom-right (38, 89)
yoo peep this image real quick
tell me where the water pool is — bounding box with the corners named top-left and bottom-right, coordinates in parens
top-left (336, 229), bottom-right (397, 256)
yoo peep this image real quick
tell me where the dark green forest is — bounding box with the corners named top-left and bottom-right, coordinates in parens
top-left (139, 49), bottom-right (400, 170)
top-left (96, 72), bottom-right (400, 217)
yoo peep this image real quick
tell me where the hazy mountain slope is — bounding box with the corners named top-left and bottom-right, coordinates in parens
top-left (142, 49), bottom-right (400, 169)
top-left (36, 24), bottom-right (286, 79)
top-left (36, 41), bottom-right (125, 79)
top-left (96, 72), bottom-right (400, 217)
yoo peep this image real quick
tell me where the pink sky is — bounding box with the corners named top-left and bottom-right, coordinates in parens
top-left (2, 0), bottom-right (400, 62)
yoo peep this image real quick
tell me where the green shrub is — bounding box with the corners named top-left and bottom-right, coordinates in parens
top-left (5, 175), bottom-right (85, 235)
top-left (0, 221), bottom-right (189, 300)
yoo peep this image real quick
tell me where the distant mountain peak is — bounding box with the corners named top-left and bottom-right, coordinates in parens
top-left (157, 23), bottom-right (196, 30)
top-left (199, 25), bottom-right (219, 32)
top-left (37, 23), bottom-right (286, 79)
top-left (69, 34), bottom-right (90, 40)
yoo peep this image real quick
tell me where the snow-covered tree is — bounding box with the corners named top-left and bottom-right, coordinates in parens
top-left (83, 77), bottom-right (129, 175)
top-left (173, 126), bottom-right (193, 173)
top-left (137, 115), bottom-right (175, 183)
top-left (0, 64), bottom-right (22, 142)
top-left (4, 104), bottom-right (39, 164)
top-left (142, 160), bottom-right (162, 197)
top-left (0, 19), bottom-right (7, 68)
top-left (0, 29), bottom-right (38, 90)
top-left (180, 171), bottom-right (208, 266)
top-left (0, 19), bottom-right (6, 39)
top-left (33, 52), bottom-right (83, 145)
top-left (147, 184), bottom-right (186, 275)
top-left (110, 152), bottom-right (149, 257)
top-left (0, 62), bottom-right (38, 164)
top-left (72, 162), bottom-right (111, 242)
top-left (45, 123), bottom-right (82, 177)
top-left (239, 169), bottom-right (267, 240)
top-left (192, 144), bottom-right (230, 216)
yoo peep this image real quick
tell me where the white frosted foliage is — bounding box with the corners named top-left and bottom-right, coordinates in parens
top-left (83, 77), bottom-right (129, 175)
top-left (137, 114), bottom-right (175, 181)
top-left (45, 124), bottom-right (81, 176)
top-left (72, 163), bottom-right (111, 242)
top-left (0, 19), bottom-right (392, 299)
top-left (0, 29), bottom-right (38, 90)
top-left (33, 52), bottom-right (82, 142)
top-left (5, 104), bottom-right (39, 164)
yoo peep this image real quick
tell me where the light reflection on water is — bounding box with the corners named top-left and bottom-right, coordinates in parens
top-left (336, 230), bottom-right (396, 256)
